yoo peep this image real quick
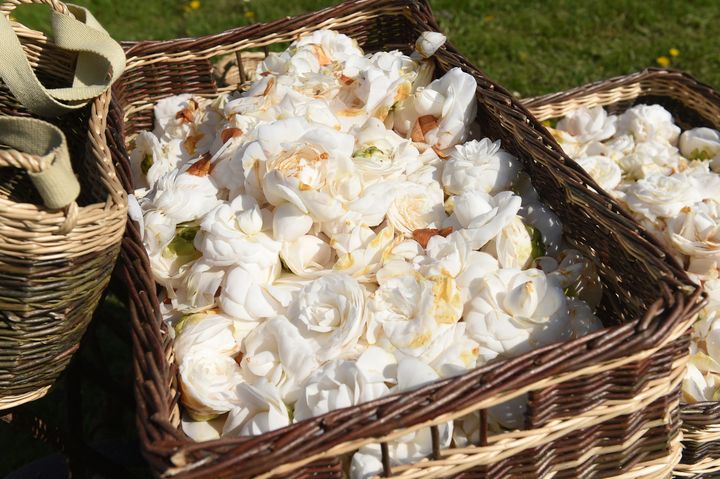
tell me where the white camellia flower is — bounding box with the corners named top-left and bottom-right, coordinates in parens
top-left (680, 127), bottom-right (720, 161)
top-left (294, 358), bottom-right (391, 422)
top-left (449, 190), bottom-right (522, 250)
top-left (441, 139), bottom-right (520, 195)
top-left (287, 273), bottom-right (367, 361)
top-left (619, 172), bottom-right (704, 222)
top-left (333, 225), bottom-right (397, 282)
top-left (617, 140), bottom-right (685, 180)
top-left (465, 268), bottom-right (568, 362)
top-left (483, 216), bottom-right (534, 269)
top-left (179, 351), bottom-right (245, 420)
top-left (252, 119), bottom-right (357, 222)
top-left (174, 259), bottom-right (225, 310)
top-left (223, 380), bottom-right (291, 436)
top-left (280, 234), bottom-right (335, 278)
top-left (576, 155), bottom-right (623, 191)
top-left (142, 209), bottom-right (177, 257)
top-left (241, 316), bottom-right (319, 401)
top-left (665, 201), bottom-right (720, 278)
top-left (195, 194), bottom-right (280, 269)
top-left (556, 106), bottom-right (617, 144)
top-left (153, 94), bottom-right (200, 141)
top-left (352, 118), bottom-right (421, 184)
top-left (130, 132), bottom-right (160, 189)
top-left (616, 104), bottom-right (681, 144)
top-left (683, 362), bottom-right (720, 403)
top-left (272, 203), bottom-right (314, 242)
top-left (145, 170), bottom-right (221, 224)
top-left (220, 262), bottom-right (285, 321)
top-left (174, 311), bottom-right (255, 363)
top-left (387, 181), bottom-right (446, 235)
top-left (350, 358), bottom-right (452, 479)
top-left (414, 31), bottom-right (446, 59)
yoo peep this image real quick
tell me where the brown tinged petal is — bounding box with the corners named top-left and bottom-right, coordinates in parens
top-left (412, 226), bottom-right (453, 248)
top-left (221, 128), bottom-right (243, 144)
top-left (187, 154), bottom-right (214, 177)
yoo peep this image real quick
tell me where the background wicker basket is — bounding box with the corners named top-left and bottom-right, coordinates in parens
top-left (522, 68), bottom-right (720, 479)
top-left (111, 2), bottom-right (704, 478)
top-left (0, 0), bottom-right (127, 409)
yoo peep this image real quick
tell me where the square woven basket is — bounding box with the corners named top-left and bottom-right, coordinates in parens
top-left (522, 68), bottom-right (720, 479)
top-left (110, 3), bottom-right (704, 478)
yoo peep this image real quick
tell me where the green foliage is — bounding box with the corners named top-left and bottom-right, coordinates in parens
top-left (11, 0), bottom-right (720, 97)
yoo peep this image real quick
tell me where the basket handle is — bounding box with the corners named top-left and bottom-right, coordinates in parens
top-left (0, 116), bottom-right (80, 216)
top-left (0, 0), bottom-right (126, 117)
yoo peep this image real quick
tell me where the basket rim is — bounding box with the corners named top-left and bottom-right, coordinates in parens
top-left (111, 2), bottom-right (705, 477)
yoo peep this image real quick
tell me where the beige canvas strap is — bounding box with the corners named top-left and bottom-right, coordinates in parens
top-left (0, 2), bottom-right (126, 117)
top-left (0, 116), bottom-right (79, 209)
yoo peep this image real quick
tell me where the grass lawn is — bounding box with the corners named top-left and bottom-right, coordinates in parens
top-left (12, 0), bottom-right (720, 97)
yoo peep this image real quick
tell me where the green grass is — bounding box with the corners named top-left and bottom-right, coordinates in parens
top-left (12, 0), bottom-right (720, 97)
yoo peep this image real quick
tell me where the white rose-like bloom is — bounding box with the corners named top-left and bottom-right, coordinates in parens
top-left (465, 268), bottom-right (567, 362)
top-left (174, 311), bottom-right (255, 363)
top-left (220, 262), bottom-right (286, 321)
top-left (483, 216), bottom-right (534, 269)
top-left (142, 209), bottom-right (177, 257)
top-left (288, 273), bottom-right (367, 361)
top-left (576, 155), bottom-right (623, 191)
top-left (665, 201), bottom-right (720, 278)
top-left (620, 172), bottom-right (703, 222)
top-left (450, 190), bottom-right (522, 250)
top-left (618, 140), bottom-right (685, 180)
top-left (153, 94), bottom-right (198, 141)
top-left (179, 351), bottom-right (245, 420)
top-left (411, 68), bottom-right (477, 153)
top-left (683, 363), bottom-right (720, 403)
top-left (280, 234), bottom-right (335, 278)
top-left (272, 203), bottom-right (314, 242)
top-left (367, 272), bottom-right (463, 358)
top-left (333, 225), bottom-right (397, 282)
top-left (616, 104), bottom-right (681, 144)
top-left (350, 358), bottom-right (452, 479)
top-left (175, 259), bottom-right (225, 310)
top-left (441, 139), bottom-right (520, 195)
top-left (680, 127), bottom-right (720, 161)
top-left (240, 316), bottom-right (319, 401)
top-left (130, 132), bottom-right (161, 189)
top-left (352, 118), bottom-right (421, 184)
top-left (251, 119), bottom-right (355, 222)
top-left (145, 170), bottom-right (220, 224)
top-left (195, 194), bottom-right (280, 268)
top-left (294, 359), bottom-right (391, 422)
top-left (414, 31), bottom-right (446, 59)
top-left (556, 106), bottom-right (617, 144)
top-left (223, 380), bottom-right (291, 436)
top-left (387, 181), bottom-right (446, 235)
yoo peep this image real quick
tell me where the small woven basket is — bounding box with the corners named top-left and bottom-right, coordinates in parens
top-left (0, 0), bottom-right (127, 409)
top-left (522, 68), bottom-right (720, 478)
top-left (112, 3), bottom-right (703, 478)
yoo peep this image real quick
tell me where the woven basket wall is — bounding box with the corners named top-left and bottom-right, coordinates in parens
top-left (0, 2), bottom-right (127, 409)
top-left (522, 68), bottom-right (720, 479)
top-left (110, 2), bottom-right (703, 478)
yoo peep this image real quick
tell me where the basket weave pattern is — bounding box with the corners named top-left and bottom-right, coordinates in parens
top-left (112, 3), bottom-right (703, 478)
top-left (0, 1), bottom-right (127, 409)
top-left (523, 68), bottom-right (720, 477)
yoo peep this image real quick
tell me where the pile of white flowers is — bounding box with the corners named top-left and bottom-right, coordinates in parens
top-left (549, 104), bottom-right (720, 404)
top-left (129, 29), bottom-right (602, 477)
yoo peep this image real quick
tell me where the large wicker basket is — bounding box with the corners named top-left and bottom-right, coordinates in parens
top-left (111, 3), bottom-right (704, 477)
top-left (0, 0), bottom-right (127, 409)
top-left (522, 68), bottom-right (720, 479)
